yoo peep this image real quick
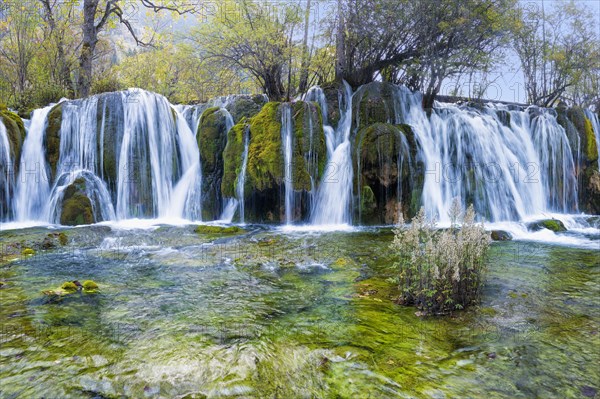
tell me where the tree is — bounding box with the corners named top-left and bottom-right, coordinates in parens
top-left (0, 1), bottom-right (43, 102)
top-left (512, 0), bottom-right (600, 107)
top-left (76, 0), bottom-right (196, 97)
top-left (400, 0), bottom-right (515, 108)
top-left (190, 0), bottom-right (301, 100)
top-left (332, 0), bottom-right (422, 87)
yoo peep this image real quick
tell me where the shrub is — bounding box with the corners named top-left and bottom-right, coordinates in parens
top-left (389, 200), bottom-right (490, 315)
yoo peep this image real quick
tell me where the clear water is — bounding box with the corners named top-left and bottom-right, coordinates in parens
top-left (0, 225), bottom-right (598, 398)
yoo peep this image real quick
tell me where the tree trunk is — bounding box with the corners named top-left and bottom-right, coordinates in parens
top-left (40, 0), bottom-right (71, 90)
top-left (334, 0), bottom-right (346, 82)
top-left (78, 0), bottom-right (99, 97)
top-left (298, 0), bottom-right (311, 93)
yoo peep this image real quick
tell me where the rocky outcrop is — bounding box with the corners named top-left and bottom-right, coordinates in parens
top-left (225, 94), bottom-right (267, 123)
top-left (353, 123), bottom-right (417, 224)
top-left (59, 178), bottom-right (96, 226)
top-left (0, 103), bottom-right (26, 176)
top-left (198, 107), bottom-right (229, 220)
top-left (221, 101), bottom-right (325, 222)
top-left (556, 106), bottom-right (600, 214)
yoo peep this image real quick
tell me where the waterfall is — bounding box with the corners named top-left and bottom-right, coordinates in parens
top-left (175, 104), bottom-right (208, 135)
top-left (14, 105), bottom-right (55, 221)
top-left (0, 120), bottom-right (12, 220)
top-left (530, 109), bottom-right (577, 213)
top-left (236, 127), bottom-right (250, 224)
top-left (46, 170), bottom-right (116, 223)
top-left (392, 86), bottom-right (578, 222)
top-left (584, 109), bottom-right (600, 170)
top-left (281, 104), bottom-right (294, 224)
top-left (309, 81), bottom-right (354, 225)
top-left (167, 110), bottom-right (203, 221)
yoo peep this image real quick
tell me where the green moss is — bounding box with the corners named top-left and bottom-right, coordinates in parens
top-left (59, 178), bottom-right (95, 226)
top-left (360, 185), bottom-right (376, 216)
top-left (194, 225), bottom-right (245, 235)
top-left (228, 97), bottom-right (262, 123)
top-left (61, 281), bottom-right (78, 291)
top-left (221, 121), bottom-right (247, 198)
top-left (0, 107), bottom-right (26, 173)
top-left (291, 101), bottom-right (327, 191)
top-left (527, 219), bottom-right (567, 232)
top-left (583, 117), bottom-right (598, 162)
top-left (82, 280), bottom-right (99, 290)
top-left (58, 232), bottom-right (68, 246)
top-left (21, 248), bottom-right (35, 256)
top-left (490, 230), bottom-right (512, 241)
top-left (46, 103), bottom-right (63, 180)
top-left (247, 102), bottom-right (283, 191)
top-left (198, 107), bottom-right (227, 174)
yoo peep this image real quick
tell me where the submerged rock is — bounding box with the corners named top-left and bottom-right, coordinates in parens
top-left (527, 219), bottom-right (567, 232)
top-left (490, 230), bottom-right (512, 241)
top-left (194, 225), bottom-right (245, 235)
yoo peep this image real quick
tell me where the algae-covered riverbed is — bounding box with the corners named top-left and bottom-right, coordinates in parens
top-left (0, 225), bottom-right (598, 398)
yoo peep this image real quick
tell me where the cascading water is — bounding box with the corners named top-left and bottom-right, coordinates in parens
top-left (236, 127), bottom-right (250, 224)
top-left (167, 111), bottom-right (204, 221)
top-left (14, 105), bottom-right (55, 221)
top-left (309, 82), bottom-right (354, 225)
top-left (0, 120), bottom-right (12, 220)
top-left (392, 86), bottom-right (579, 222)
top-left (281, 104), bottom-right (294, 224)
top-left (584, 109), bottom-right (600, 170)
top-left (46, 170), bottom-right (116, 223)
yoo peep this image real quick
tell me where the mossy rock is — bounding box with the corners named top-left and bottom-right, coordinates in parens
top-left (565, 107), bottom-right (598, 163)
top-left (59, 178), bottom-right (95, 226)
top-left (221, 121), bottom-right (248, 198)
top-left (82, 280), bottom-right (99, 291)
top-left (21, 248), bottom-right (35, 256)
top-left (61, 281), bottom-right (78, 291)
top-left (527, 219), bottom-right (567, 232)
top-left (226, 96), bottom-right (264, 123)
top-left (583, 117), bottom-right (598, 162)
top-left (291, 101), bottom-right (327, 191)
top-left (198, 107), bottom-right (229, 219)
top-left (0, 107), bottom-right (26, 175)
top-left (45, 103), bottom-right (63, 181)
top-left (352, 82), bottom-right (398, 133)
top-left (247, 102), bottom-right (283, 192)
top-left (353, 123), bottom-right (415, 224)
top-left (320, 81), bottom-right (346, 127)
top-left (490, 230), bottom-right (512, 241)
top-left (194, 225), bottom-right (245, 235)
top-left (97, 92), bottom-right (125, 190)
top-left (360, 186), bottom-right (377, 217)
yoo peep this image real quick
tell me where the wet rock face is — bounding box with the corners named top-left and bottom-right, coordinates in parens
top-left (527, 219), bottom-right (567, 233)
top-left (220, 101), bottom-right (326, 223)
top-left (198, 107), bottom-right (229, 220)
top-left (490, 230), bottom-right (512, 241)
top-left (353, 123), bottom-right (417, 224)
top-left (0, 104), bottom-right (26, 218)
top-left (59, 178), bottom-right (96, 226)
top-left (352, 82), bottom-right (400, 134)
top-left (556, 106), bottom-right (600, 214)
top-left (226, 95), bottom-right (267, 123)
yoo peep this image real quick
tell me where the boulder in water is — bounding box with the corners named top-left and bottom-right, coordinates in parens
top-left (527, 219), bottom-right (567, 232)
top-left (59, 178), bottom-right (96, 226)
top-left (490, 230), bottom-right (512, 241)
